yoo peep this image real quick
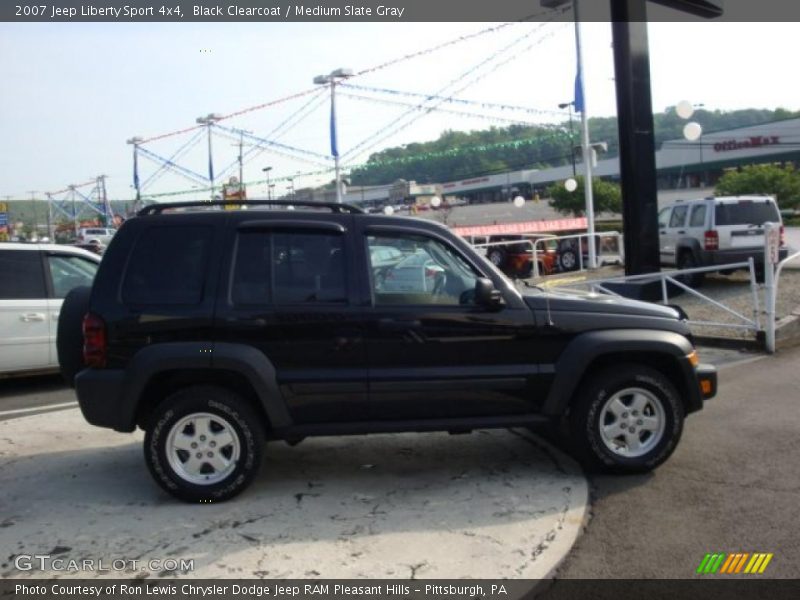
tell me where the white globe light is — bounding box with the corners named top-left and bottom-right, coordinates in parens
top-left (683, 121), bottom-right (703, 141)
top-left (383, 206), bottom-right (395, 216)
top-left (675, 100), bottom-right (695, 120)
top-left (430, 196), bottom-right (442, 208)
top-left (565, 178), bottom-right (578, 192)
top-left (513, 196), bottom-right (525, 208)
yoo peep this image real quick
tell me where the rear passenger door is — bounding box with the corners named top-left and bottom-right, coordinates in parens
top-left (216, 216), bottom-right (370, 424)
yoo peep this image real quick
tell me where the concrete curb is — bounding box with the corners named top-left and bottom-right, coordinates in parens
top-left (0, 410), bottom-right (589, 582)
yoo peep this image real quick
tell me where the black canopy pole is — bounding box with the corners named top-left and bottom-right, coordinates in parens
top-left (612, 0), bottom-right (661, 275)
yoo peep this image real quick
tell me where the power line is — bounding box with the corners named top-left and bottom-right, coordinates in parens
top-left (342, 21), bottom-right (566, 164)
top-left (341, 83), bottom-right (569, 118)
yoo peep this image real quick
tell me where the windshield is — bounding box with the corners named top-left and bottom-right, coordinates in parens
top-left (715, 200), bottom-right (779, 225)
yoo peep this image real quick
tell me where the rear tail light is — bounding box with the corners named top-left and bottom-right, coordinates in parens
top-left (704, 230), bottom-right (719, 251)
top-left (780, 225), bottom-right (785, 247)
top-left (82, 313), bottom-right (107, 368)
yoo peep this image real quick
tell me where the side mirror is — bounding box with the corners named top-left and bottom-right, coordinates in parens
top-left (475, 278), bottom-right (505, 309)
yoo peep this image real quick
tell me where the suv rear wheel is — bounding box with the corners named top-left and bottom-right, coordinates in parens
top-left (144, 386), bottom-right (265, 502)
top-left (568, 364), bottom-right (684, 473)
top-left (677, 251), bottom-right (705, 288)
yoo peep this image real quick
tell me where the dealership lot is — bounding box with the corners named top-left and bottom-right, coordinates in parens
top-left (0, 407), bottom-right (586, 579)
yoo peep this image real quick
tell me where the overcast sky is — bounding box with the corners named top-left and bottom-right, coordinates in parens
top-left (0, 20), bottom-right (797, 201)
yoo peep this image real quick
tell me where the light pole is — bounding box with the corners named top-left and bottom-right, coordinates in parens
top-left (196, 113), bottom-right (223, 200)
top-left (262, 166), bottom-right (272, 199)
top-left (313, 68), bottom-right (353, 204)
top-left (558, 101), bottom-right (577, 177)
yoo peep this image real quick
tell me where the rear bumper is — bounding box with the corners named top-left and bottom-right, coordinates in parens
top-left (74, 368), bottom-right (137, 432)
top-left (702, 247), bottom-right (788, 266)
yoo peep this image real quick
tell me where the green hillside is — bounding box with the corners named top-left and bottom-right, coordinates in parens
top-left (350, 107), bottom-right (799, 186)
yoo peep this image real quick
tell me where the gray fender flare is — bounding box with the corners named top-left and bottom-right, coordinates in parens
top-left (542, 329), bottom-right (695, 416)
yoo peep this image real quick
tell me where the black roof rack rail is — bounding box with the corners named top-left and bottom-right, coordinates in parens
top-left (137, 199), bottom-right (364, 217)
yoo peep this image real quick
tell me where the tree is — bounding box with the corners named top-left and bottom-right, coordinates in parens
top-left (546, 177), bottom-right (622, 217)
top-left (715, 164), bottom-right (800, 209)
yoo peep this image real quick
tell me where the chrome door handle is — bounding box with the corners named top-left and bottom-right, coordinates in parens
top-left (21, 313), bottom-right (46, 322)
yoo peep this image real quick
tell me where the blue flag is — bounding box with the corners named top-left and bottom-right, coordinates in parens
top-left (330, 101), bottom-right (339, 158)
top-left (574, 30), bottom-right (585, 113)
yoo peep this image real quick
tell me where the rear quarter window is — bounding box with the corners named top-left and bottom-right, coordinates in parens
top-left (121, 226), bottom-right (212, 305)
top-left (715, 201), bottom-right (780, 226)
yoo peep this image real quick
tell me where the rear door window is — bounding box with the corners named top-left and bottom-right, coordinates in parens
top-left (689, 205), bottom-right (707, 228)
top-left (122, 226), bottom-right (212, 305)
top-left (47, 255), bottom-right (98, 298)
top-left (231, 230), bottom-right (346, 306)
top-left (715, 201), bottom-right (780, 226)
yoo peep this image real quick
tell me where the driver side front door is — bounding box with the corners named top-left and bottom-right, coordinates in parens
top-left (360, 226), bottom-right (538, 421)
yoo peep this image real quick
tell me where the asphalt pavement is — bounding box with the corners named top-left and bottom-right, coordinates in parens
top-left (542, 345), bottom-right (800, 583)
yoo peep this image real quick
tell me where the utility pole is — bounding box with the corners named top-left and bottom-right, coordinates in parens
top-left (262, 166), bottom-right (272, 199)
top-left (27, 191), bottom-right (38, 240)
top-left (69, 185), bottom-right (78, 238)
top-left (232, 129), bottom-right (253, 198)
top-left (46, 193), bottom-right (54, 241)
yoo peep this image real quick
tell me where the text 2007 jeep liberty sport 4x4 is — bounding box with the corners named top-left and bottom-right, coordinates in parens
top-left (58, 200), bottom-right (717, 502)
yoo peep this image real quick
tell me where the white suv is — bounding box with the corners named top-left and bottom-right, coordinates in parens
top-left (658, 195), bottom-right (787, 285)
top-left (77, 227), bottom-right (116, 245)
top-left (0, 244), bottom-right (100, 377)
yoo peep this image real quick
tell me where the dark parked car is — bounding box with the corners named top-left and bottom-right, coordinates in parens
top-left (58, 200), bottom-right (717, 502)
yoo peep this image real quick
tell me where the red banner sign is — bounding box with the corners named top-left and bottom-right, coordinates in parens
top-left (452, 217), bottom-right (588, 238)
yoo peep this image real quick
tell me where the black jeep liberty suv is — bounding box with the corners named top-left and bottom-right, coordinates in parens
top-left (58, 200), bottom-right (717, 502)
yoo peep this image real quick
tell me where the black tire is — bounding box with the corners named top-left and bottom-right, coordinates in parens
top-left (558, 248), bottom-right (579, 272)
top-left (56, 285), bottom-right (92, 387)
top-left (144, 386), bottom-right (265, 503)
top-left (677, 251), bottom-right (705, 288)
top-left (487, 248), bottom-right (506, 269)
top-left (567, 364), bottom-right (684, 474)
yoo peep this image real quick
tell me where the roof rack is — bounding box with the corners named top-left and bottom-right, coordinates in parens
top-left (137, 199), bottom-right (364, 217)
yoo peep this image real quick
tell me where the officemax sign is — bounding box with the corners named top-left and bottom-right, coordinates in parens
top-left (713, 136), bottom-right (780, 152)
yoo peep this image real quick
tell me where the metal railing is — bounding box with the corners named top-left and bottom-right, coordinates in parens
top-left (570, 259), bottom-right (762, 334)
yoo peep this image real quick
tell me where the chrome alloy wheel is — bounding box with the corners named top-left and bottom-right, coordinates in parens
top-left (165, 412), bottom-right (241, 485)
top-left (598, 387), bottom-right (666, 458)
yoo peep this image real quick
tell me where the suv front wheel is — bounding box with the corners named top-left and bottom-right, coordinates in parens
top-left (144, 386), bottom-right (265, 502)
top-left (568, 364), bottom-right (684, 473)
